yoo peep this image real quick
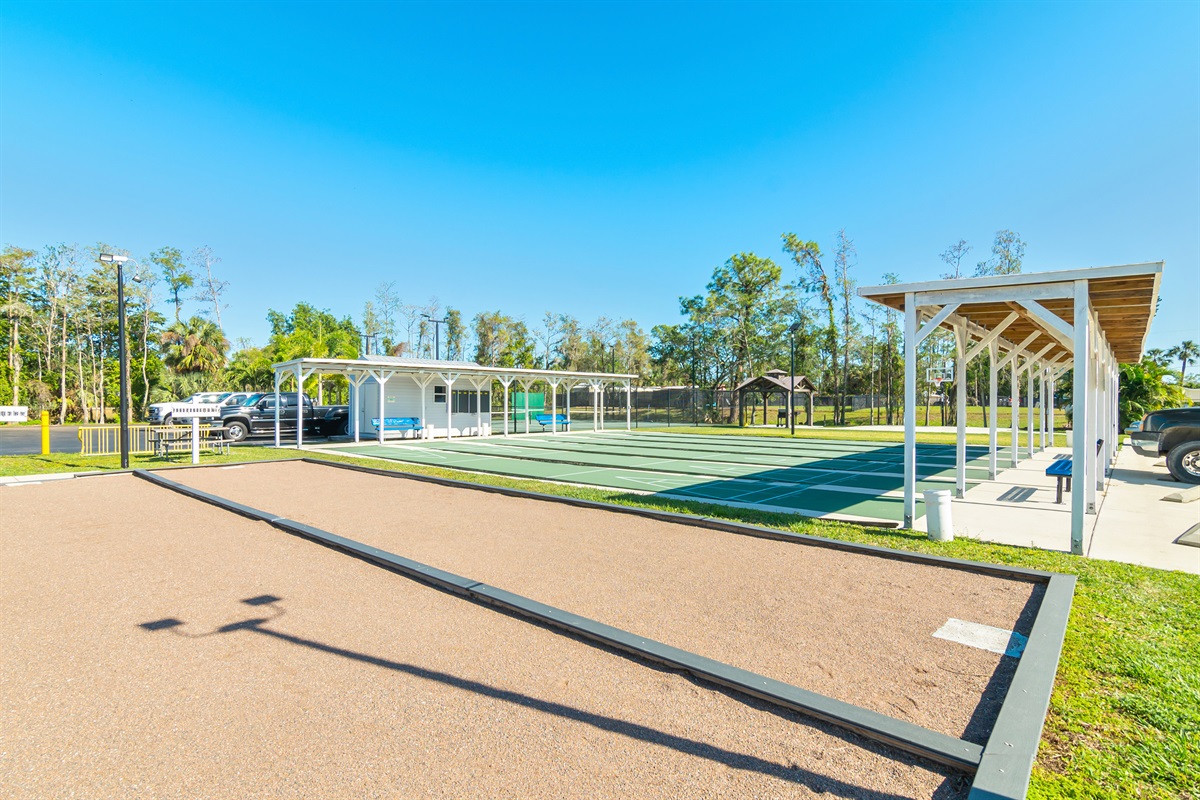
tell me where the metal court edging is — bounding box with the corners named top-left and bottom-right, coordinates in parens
top-left (134, 467), bottom-right (983, 772)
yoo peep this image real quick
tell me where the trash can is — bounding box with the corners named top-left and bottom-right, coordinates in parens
top-left (924, 489), bottom-right (954, 542)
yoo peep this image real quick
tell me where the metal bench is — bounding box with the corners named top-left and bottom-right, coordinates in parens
top-left (371, 417), bottom-right (423, 438)
top-left (1045, 439), bottom-right (1104, 504)
top-left (534, 413), bottom-right (570, 431)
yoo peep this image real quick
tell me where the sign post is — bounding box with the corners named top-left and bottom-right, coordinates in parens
top-left (173, 404), bottom-right (222, 465)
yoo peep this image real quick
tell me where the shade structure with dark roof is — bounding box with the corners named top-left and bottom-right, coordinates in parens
top-left (732, 369), bottom-right (818, 427)
top-left (858, 262), bottom-right (1162, 556)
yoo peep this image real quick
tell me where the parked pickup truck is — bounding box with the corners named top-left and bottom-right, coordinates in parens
top-left (148, 391), bottom-right (253, 424)
top-left (216, 392), bottom-right (349, 443)
top-left (1130, 406), bottom-right (1200, 484)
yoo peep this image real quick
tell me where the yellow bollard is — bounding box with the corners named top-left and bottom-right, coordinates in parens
top-left (41, 410), bottom-right (50, 455)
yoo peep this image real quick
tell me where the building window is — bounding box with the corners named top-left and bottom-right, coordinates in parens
top-left (451, 390), bottom-right (491, 414)
top-left (434, 386), bottom-right (446, 403)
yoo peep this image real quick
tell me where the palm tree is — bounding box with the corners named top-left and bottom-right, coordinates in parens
top-left (161, 316), bottom-right (229, 378)
top-left (1168, 340), bottom-right (1200, 384)
top-left (1144, 348), bottom-right (1169, 367)
top-left (1120, 359), bottom-right (1190, 429)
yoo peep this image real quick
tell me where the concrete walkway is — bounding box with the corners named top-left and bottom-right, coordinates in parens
top-left (922, 439), bottom-right (1200, 574)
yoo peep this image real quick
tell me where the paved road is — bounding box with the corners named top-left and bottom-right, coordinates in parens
top-left (0, 425), bottom-right (83, 456)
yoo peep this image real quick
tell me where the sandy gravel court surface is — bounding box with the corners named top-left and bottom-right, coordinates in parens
top-left (167, 459), bottom-right (1042, 744)
top-left (1, 472), bottom-right (969, 799)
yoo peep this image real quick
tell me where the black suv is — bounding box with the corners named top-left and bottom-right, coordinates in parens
top-left (1130, 406), bottom-right (1200, 484)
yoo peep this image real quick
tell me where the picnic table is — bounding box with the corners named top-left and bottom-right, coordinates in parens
top-left (150, 425), bottom-right (231, 458)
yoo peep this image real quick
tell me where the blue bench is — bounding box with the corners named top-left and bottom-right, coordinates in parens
top-left (534, 413), bottom-right (570, 431)
top-left (371, 417), bottom-right (423, 438)
top-left (1045, 439), bottom-right (1104, 504)
top-left (1046, 458), bottom-right (1074, 504)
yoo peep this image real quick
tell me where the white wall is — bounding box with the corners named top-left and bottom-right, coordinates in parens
top-left (353, 376), bottom-right (492, 438)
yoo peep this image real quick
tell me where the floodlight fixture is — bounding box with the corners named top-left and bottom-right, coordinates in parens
top-left (98, 253), bottom-right (129, 263)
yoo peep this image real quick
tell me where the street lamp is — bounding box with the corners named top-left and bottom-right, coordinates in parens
top-left (99, 253), bottom-right (133, 468)
top-left (690, 332), bottom-right (697, 426)
top-left (421, 314), bottom-right (448, 360)
top-left (789, 322), bottom-right (802, 437)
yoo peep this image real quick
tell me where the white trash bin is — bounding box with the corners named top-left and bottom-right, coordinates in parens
top-left (924, 489), bottom-right (954, 542)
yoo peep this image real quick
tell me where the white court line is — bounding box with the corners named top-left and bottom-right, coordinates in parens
top-left (933, 619), bottom-right (1027, 657)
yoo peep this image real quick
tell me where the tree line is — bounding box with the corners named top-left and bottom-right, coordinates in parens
top-left (3, 230), bottom-right (1193, 426)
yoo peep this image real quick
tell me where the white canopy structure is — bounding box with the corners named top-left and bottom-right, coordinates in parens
top-left (859, 262), bottom-right (1162, 555)
top-left (269, 355), bottom-right (639, 448)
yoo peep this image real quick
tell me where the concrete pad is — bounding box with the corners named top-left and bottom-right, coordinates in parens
top-left (1086, 445), bottom-right (1200, 573)
top-left (918, 441), bottom-right (1200, 574)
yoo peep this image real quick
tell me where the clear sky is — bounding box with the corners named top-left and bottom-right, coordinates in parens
top-left (2, 1), bottom-right (1197, 354)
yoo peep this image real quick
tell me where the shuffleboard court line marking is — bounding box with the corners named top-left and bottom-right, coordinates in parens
top-left (133, 467), bottom-right (986, 773)
top-left (413, 435), bottom-right (984, 487)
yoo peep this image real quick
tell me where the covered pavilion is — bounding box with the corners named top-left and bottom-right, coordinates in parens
top-left (858, 262), bottom-right (1162, 555)
top-left (268, 355), bottom-right (638, 447)
top-left (733, 369), bottom-right (818, 426)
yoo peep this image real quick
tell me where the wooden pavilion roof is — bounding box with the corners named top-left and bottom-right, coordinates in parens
top-left (858, 263), bottom-right (1162, 363)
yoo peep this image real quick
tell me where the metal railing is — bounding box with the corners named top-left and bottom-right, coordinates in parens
top-left (77, 424), bottom-right (186, 456)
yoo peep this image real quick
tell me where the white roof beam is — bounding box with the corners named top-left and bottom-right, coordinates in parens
top-left (964, 312), bottom-right (1019, 363)
top-left (913, 281), bottom-right (1074, 308)
top-left (1017, 300), bottom-right (1075, 351)
top-left (916, 303), bottom-right (961, 344)
top-left (994, 332), bottom-right (1043, 370)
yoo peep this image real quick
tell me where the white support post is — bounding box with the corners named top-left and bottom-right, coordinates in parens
top-left (599, 382), bottom-right (606, 430)
top-left (591, 380), bottom-right (602, 432)
top-left (376, 371), bottom-right (388, 445)
top-left (1051, 371), bottom-right (1060, 448)
top-left (1039, 364), bottom-right (1048, 451)
top-left (1010, 357), bottom-right (1020, 468)
top-left (1025, 358), bottom-right (1034, 459)
top-left (625, 380), bottom-right (632, 430)
top-left (988, 340), bottom-right (999, 479)
top-left (296, 365), bottom-right (304, 448)
top-left (955, 324), bottom-right (967, 498)
top-left (499, 376), bottom-right (514, 437)
top-left (349, 373), bottom-right (365, 443)
top-left (563, 380), bottom-right (574, 432)
top-left (548, 378), bottom-right (560, 434)
top-left (1086, 325), bottom-right (1099, 512)
top-left (442, 373), bottom-right (458, 440)
top-left (1071, 280), bottom-right (1091, 554)
top-left (903, 293), bottom-right (918, 528)
top-left (519, 379), bottom-right (531, 434)
top-left (191, 417), bottom-right (200, 465)
top-left (476, 382), bottom-right (483, 436)
top-left (273, 370), bottom-right (281, 448)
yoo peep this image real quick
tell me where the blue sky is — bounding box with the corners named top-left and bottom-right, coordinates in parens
top-left (1, 1), bottom-right (1197, 353)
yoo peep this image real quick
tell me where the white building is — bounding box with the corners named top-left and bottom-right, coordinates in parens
top-left (270, 355), bottom-right (639, 444)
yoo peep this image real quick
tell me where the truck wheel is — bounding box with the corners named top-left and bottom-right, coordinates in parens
top-left (162, 415), bottom-right (173, 426)
top-left (225, 420), bottom-right (249, 443)
top-left (1166, 440), bottom-right (1200, 484)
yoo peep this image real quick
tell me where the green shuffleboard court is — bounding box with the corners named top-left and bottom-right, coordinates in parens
top-left (328, 431), bottom-right (1011, 524)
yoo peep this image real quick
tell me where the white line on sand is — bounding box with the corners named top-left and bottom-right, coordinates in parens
top-left (933, 618), bottom-right (1027, 657)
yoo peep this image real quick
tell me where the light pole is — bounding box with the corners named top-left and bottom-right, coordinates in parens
top-left (421, 314), bottom-right (448, 360)
top-left (99, 253), bottom-right (133, 468)
top-left (789, 322), bottom-right (802, 437)
top-left (690, 332), bottom-right (697, 426)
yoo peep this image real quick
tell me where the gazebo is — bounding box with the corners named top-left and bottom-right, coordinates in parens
top-left (859, 262), bottom-right (1162, 554)
top-left (733, 369), bottom-right (817, 427)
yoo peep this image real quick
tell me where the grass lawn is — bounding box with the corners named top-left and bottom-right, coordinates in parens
top-left (2, 444), bottom-right (1195, 799)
